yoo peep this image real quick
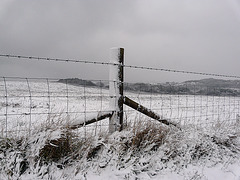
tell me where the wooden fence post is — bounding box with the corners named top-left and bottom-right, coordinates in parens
top-left (109, 47), bottom-right (124, 133)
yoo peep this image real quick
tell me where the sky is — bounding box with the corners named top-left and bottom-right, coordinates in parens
top-left (0, 0), bottom-right (240, 83)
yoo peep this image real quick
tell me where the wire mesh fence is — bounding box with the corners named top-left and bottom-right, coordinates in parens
top-left (1, 50), bottom-right (240, 138)
top-left (0, 77), bottom-right (111, 138)
top-left (124, 82), bottom-right (240, 133)
top-left (1, 76), bottom-right (240, 138)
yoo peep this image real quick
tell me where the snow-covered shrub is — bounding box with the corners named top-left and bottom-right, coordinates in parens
top-left (130, 121), bottom-right (169, 152)
top-left (0, 137), bottom-right (29, 178)
top-left (0, 118), bottom-right (240, 179)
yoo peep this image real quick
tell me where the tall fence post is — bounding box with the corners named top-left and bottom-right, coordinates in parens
top-left (109, 47), bottom-right (124, 133)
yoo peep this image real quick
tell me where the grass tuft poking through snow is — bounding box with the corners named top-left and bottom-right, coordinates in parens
top-left (0, 118), bottom-right (240, 179)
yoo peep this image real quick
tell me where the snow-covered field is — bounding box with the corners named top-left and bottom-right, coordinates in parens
top-left (1, 79), bottom-right (240, 180)
top-left (0, 79), bottom-right (111, 138)
top-left (1, 79), bottom-right (239, 138)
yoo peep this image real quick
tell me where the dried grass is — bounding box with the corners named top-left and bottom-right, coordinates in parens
top-left (130, 121), bottom-right (169, 151)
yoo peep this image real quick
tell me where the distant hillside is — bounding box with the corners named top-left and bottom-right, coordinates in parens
top-left (184, 78), bottom-right (240, 88)
top-left (58, 78), bottom-right (96, 87)
top-left (58, 78), bottom-right (240, 96)
top-left (124, 78), bottom-right (240, 96)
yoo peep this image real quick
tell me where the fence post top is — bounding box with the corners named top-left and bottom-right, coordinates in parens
top-left (110, 47), bottom-right (124, 50)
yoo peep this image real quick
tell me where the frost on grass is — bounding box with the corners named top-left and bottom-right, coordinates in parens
top-left (0, 119), bottom-right (240, 179)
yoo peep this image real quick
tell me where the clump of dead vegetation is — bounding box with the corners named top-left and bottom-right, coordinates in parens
top-left (130, 121), bottom-right (169, 151)
top-left (0, 118), bottom-right (240, 179)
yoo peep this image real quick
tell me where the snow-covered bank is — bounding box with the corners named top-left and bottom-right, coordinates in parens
top-left (1, 121), bottom-right (240, 180)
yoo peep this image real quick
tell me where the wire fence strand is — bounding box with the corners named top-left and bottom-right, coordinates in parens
top-left (1, 54), bottom-right (240, 79)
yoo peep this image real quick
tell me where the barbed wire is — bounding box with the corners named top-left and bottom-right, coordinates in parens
top-left (0, 54), bottom-right (112, 65)
top-left (124, 65), bottom-right (240, 79)
top-left (1, 54), bottom-right (240, 79)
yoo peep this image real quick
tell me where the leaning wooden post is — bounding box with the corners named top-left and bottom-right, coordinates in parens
top-left (109, 47), bottom-right (124, 133)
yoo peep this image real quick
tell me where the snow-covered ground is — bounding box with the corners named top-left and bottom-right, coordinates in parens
top-left (1, 79), bottom-right (239, 138)
top-left (0, 79), bottom-right (240, 179)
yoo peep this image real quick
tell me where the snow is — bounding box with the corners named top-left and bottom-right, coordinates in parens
top-left (109, 48), bottom-right (122, 111)
top-left (109, 48), bottom-right (124, 132)
top-left (1, 79), bottom-right (240, 179)
top-left (1, 79), bottom-right (239, 137)
top-left (4, 163), bottom-right (240, 180)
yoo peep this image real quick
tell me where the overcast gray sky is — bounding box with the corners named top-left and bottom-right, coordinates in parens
top-left (0, 0), bottom-right (240, 82)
